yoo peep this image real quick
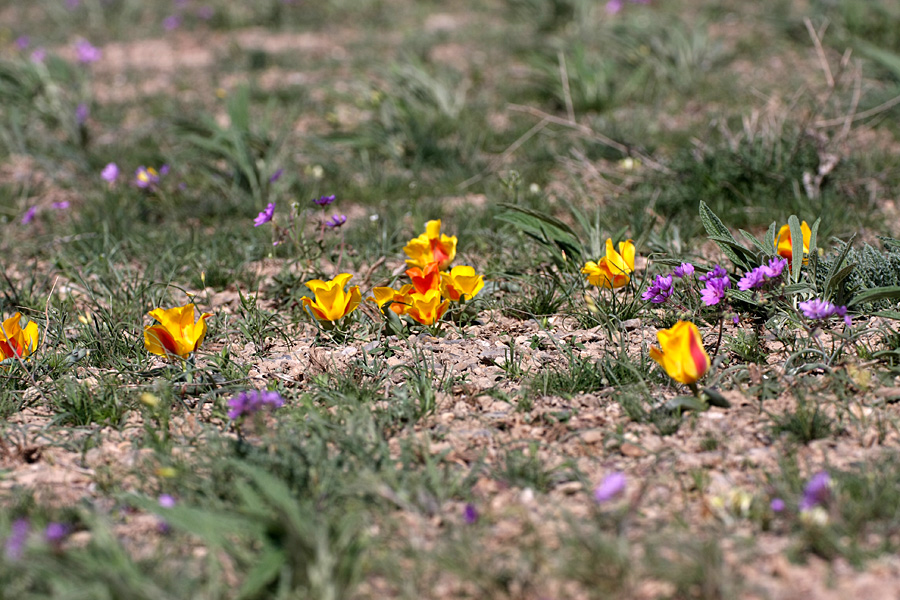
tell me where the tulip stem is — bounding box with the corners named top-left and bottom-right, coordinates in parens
top-left (711, 316), bottom-right (724, 359)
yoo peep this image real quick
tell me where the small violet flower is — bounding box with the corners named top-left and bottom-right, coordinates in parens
top-left (4, 518), bottom-right (29, 561)
top-left (642, 274), bottom-right (674, 304)
top-left (158, 494), bottom-right (176, 509)
top-left (44, 522), bottom-right (68, 546)
top-left (15, 36), bottom-right (30, 50)
top-left (30, 48), bottom-right (46, 63)
top-left (700, 277), bottom-right (730, 307)
top-left (325, 214), bottom-right (347, 228)
top-left (314, 194), bottom-right (336, 206)
top-left (672, 262), bottom-right (694, 278)
top-left (75, 39), bottom-right (101, 64)
top-left (196, 6), bottom-right (214, 20)
top-left (163, 15), bottom-right (182, 31)
top-left (227, 390), bottom-right (285, 420)
top-left (101, 162), bottom-right (119, 183)
top-left (75, 103), bottom-right (89, 125)
top-left (770, 498), bottom-right (786, 513)
top-left (798, 298), bottom-right (851, 327)
top-left (594, 472), bottom-right (627, 503)
top-left (463, 503), bottom-right (478, 524)
top-left (760, 257), bottom-right (787, 279)
top-left (253, 202), bottom-right (275, 227)
top-left (52, 201), bottom-right (70, 210)
top-left (135, 166), bottom-right (160, 188)
top-left (799, 471), bottom-right (831, 512)
top-left (268, 168), bottom-right (284, 183)
top-left (21, 206), bottom-right (38, 225)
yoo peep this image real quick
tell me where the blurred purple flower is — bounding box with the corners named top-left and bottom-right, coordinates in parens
top-left (101, 162), bottom-right (119, 183)
top-left (770, 498), bottom-right (785, 513)
top-left (314, 194), bottom-right (336, 206)
top-left (642, 274), bottom-right (673, 304)
top-left (605, 0), bottom-right (624, 13)
top-left (21, 206), bottom-right (38, 225)
top-left (15, 36), bottom-right (30, 50)
top-left (75, 103), bottom-right (89, 125)
top-left (799, 298), bottom-right (838, 320)
top-left (672, 262), bottom-right (694, 278)
top-left (325, 214), bottom-right (347, 228)
top-left (158, 494), bottom-right (176, 509)
top-left (52, 201), bottom-right (70, 210)
top-left (66, 0), bottom-right (81, 8)
top-left (227, 390), bottom-right (284, 420)
top-left (268, 168), bottom-right (284, 183)
top-left (196, 6), bottom-right (214, 20)
top-left (4, 518), bottom-right (29, 561)
top-left (134, 166), bottom-right (160, 188)
top-left (163, 15), bottom-right (182, 31)
top-left (44, 522), bottom-right (68, 545)
top-left (159, 164), bottom-right (170, 176)
top-left (463, 503), bottom-right (478, 524)
top-left (254, 202), bottom-right (276, 227)
top-left (31, 47), bottom-right (46, 63)
top-left (75, 39), bottom-right (101, 64)
top-left (594, 472), bottom-right (627, 503)
top-left (800, 471), bottom-right (831, 511)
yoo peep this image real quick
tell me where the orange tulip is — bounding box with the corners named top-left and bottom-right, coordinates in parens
top-left (406, 262), bottom-right (441, 295)
top-left (776, 221), bottom-right (811, 263)
top-left (403, 220), bottom-right (457, 270)
top-left (370, 284), bottom-right (416, 316)
top-left (144, 303), bottom-right (212, 359)
top-left (440, 265), bottom-right (485, 301)
top-left (581, 239), bottom-right (635, 289)
top-left (649, 321), bottom-right (710, 385)
top-left (0, 313), bottom-right (39, 361)
top-left (301, 273), bottom-right (361, 322)
top-left (407, 289), bottom-right (450, 326)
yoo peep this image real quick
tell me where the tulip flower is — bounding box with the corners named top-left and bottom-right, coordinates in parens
top-left (440, 265), bottom-right (485, 301)
top-left (370, 284), bottom-right (416, 316)
top-left (581, 238), bottom-right (635, 288)
top-left (407, 289), bottom-right (450, 326)
top-left (301, 273), bottom-right (361, 322)
top-left (776, 221), bottom-right (811, 263)
top-left (0, 313), bottom-right (40, 361)
top-left (404, 220), bottom-right (457, 270)
top-left (144, 303), bottom-right (212, 359)
top-left (649, 321), bottom-right (710, 385)
top-left (407, 262), bottom-right (441, 295)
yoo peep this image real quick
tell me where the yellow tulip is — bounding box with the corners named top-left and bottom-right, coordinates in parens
top-left (776, 221), bottom-right (811, 263)
top-left (0, 313), bottom-right (39, 361)
top-left (370, 284), bottom-right (415, 316)
top-left (144, 303), bottom-right (212, 359)
top-left (649, 321), bottom-right (710, 385)
top-left (301, 273), bottom-right (361, 322)
top-left (403, 220), bottom-right (457, 270)
top-left (407, 289), bottom-right (450, 326)
top-left (440, 265), bottom-right (484, 301)
top-left (581, 238), bottom-right (635, 288)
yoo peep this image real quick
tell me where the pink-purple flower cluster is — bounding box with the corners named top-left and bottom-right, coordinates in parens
top-left (254, 202), bottom-right (276, 227)
top-left (227, 390), bottom-right (284, 420)
top-left (672, 262), bottom-right (694, 278)
top-left (314, 194), bottom-right (336, 206)
top-left (325, 214), bottom-right (347, 228)
top-left (699, 265), bottom-right (730, 307)
top-left (642, 274), bottom-right (674, 304)
top-left (737, 257), bottom-right (787, 291)
top-left (799, 471), bottom-right (830, 511)
top-left (798, 298), bottom-right (850, 326)
top-left (594, 472), bottom-right (627, 503)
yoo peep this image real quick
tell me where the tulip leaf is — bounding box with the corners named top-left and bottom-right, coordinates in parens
top-left (847, 285), bottom-right (900, 308)
top-left (495, 203), bottom-right (583, 264)
top-left (664, 395), bottom-right (708, 412)
top-left (702, 387), bottom-right (731, 408)
top-left (873, 310), bottom-right (900, 320)
top-left (699, 201), bottom-right (748, 269)
top-left (788, 215), bottom-right (803, 282)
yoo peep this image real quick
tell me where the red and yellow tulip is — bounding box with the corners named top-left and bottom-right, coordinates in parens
top-left (370, 284), bottom-right (416, 316)
top-left (144, 303), bottom-right (212, 359)
top-left (649, 321), bottom-right (710, 385)
top-left (440, 265), bottom-right (484, 301)
top-left (301, 273), bottom-right (361, 322)
top-left (406, 262), bottom-right (441, 295)
top-left (403, 220), bottom-right (457, 270)
top-left (0, 313), bottom-right (39, 361)
top-left (776, 221), bottom-right (811, 263)
top-left (581, 238), bottom-right (635, 288)
top-left (407, 289), bottom-right (450, 326)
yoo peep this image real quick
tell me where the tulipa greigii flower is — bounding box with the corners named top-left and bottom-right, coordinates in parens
top-left (301, 273), bottom-right (361, 322)
top-left (144, 303), bottom-right (212, 359)
top-left (776, 221), bottom-right (811, 263)
top-left (581, 238), bottom-right (635, 289)
top-left (407, 289), bottom-right (450, 326)
top-left (406, 262), bottom-right (442, 294)
top-left (404, 220), bottom-right (457, 270)
top-left (440, 265), bottom-right (485, 301)
top-left (0, 313), bottom-right (40, 362)
top-left (370, 284), bottom-right (416, 316)
top-left (649, 321), bottom-right (710, 385)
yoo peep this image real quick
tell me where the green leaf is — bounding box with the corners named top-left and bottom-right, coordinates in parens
top-left (848, 285), bottom-right (900, 308)
top-left (763, 221), bottom-right (777, 256)
top-left (702, 387), bottom-right (731, 408)
top-left (495, 203), bottom-right (584, 263)
top-left (739, 229), bottom-right (766, 254)
top-left (807, 218), bottom-right (821, 291)
top-left (237, 547), bottom-right (287, 600)
top-left (784, 283), bottom-right (815, 295)
top-left (788, 215), bottom-right (803, 282)
top-left (664, 395), bottom-right (708, 412)
top-left (823, 235), bottom-right (856, 300)
top-left (699, 201), bottom-right (746, 268)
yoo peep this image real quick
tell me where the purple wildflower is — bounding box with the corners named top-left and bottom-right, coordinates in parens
top-left (268, 168), bottom-right (284, 183)
top-left (66, 0), bottom-right (81, 8)
top-left (15, 36), bottom-right (30, 50)
top-left (605, 0), bottom-right (624, 13)
top-left (159, 164), bottom-right (170, 176)
top-left (227, 390), bottom-right (285, 420)
top-left (163, 15), bottom-right (182, 30)
top-left (196, 6), bottom-right (214, 20)
top-left (594, 472), bottom-right (627, 503)
top-left (4, 518), bottom-right (29, 561)
top-left (642, 274), bottom-right (674, 304)
top-left (325, 214), bottom-right (347, 228)
top-left (798, 298), bottom-right (837, 320)
top-left (700, 265), bottom-right (727, 283)
top-left (770, 498), bottom-right (785, 513)
top-left (700, 276), bottom-right (730, 307)
top-left (75, 39), bottom-right (101, 64)
top-left (75, 103), bottom-right (89, 125)
top-left (158, 494), bottom-right (176, 509)
top-left (21, 206), bottom-right (38, 225)
top-left (52, 201), bottom-right (70, 210)
top-left (101, 162), bottom-right (119, 183)
top-left (253, 202), bottom-right (276, 227)
top-left (134, 166), bottom-right (160, 189)
top-left (44, 522), bottom-right (68, 545)
top-left (737, 268), bottom-right (765, 291)
top-left (799, 471), bottom-right (831, 511)
top-left (314, 194), bottom-right (336, 206)
top-left (30, 47), bottom-right (46, 63)
top-left (672, 262), bottom-right (694, 278)
top-left (760, 257), bottom-right (787, 279)
top-left (463, 503), bottom-right (478, 524)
